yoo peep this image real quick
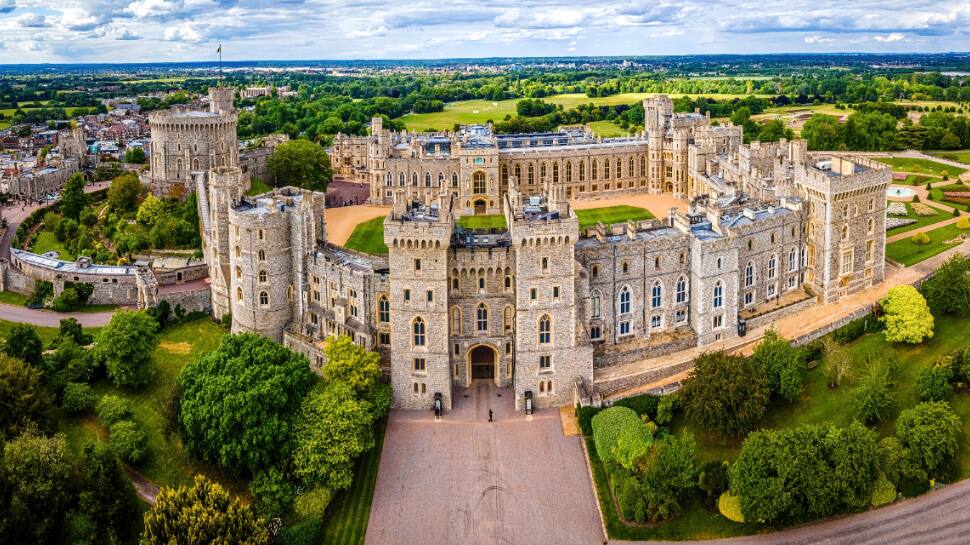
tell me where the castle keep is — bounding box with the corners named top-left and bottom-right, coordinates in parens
top-left (187, 91), bottom-right (890, 411)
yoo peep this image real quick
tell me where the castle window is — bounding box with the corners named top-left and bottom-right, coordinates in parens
top-left (473, 171), bottom-right (486, 194)
top-left (505, 342), bottom-right (511, 355)
top-left (771, 233), bottom-right (776, 244)
top-left (565, 161), bottom-right (572, 182)
top-left (438, 172), bottom-right (444, 186)
top-left (235, 266), bottom-right (241, 279)
top-left (426, 290), bottom-right (433, 303)
top-left (716, 257), bottom-right (723, 270)
top-left (514, 164), bottom-right (521, 182)
top-left (386, 173), bottom-right (392, 186)
top-left (504, 275), bottom-right (511, 290)
top-left (538, 315), bottom-right (551, 344)
top-left (425, 173), bottom-right (431, 187)
top-left (713, 315), bottom-right (723, 329)
top-left (379, 332), bottom-right (390, 345)
top-left (530, 288), bottom-right (537, 301)
top-left (745, 292), bottom-right (753, 306)
top-left (477, 303), bottom-right (488, 332)
top-left (450, 307), bottom-right (461, 334)
top-left (579, 161), bottom-right (586, 182)
top-left (236, 287), bottom-right (243, 301)
top-left (619, 321), bottom-right (630, 335)
top-left (504, 306), bottom-right (513, 332)
top-left (619, 286), bottom-right (632, 315)
top-left (414, 258), bottom-right (421, 271)
top-left (651, 314), bottom-right (662, 329)
top-left (639, 156), bottom-right (645, 176)
top-left (592, 160), bottom-right (599, 180)
top-left (258, 270), bottom-right (267, 283)
top-left (604, 159), bottom-right (610, 179)
top-left (867, 218), bottom-right (874, 235)
top-left (676, 309), bottom-right (687, 323)
top-left (789, 248), bottom-right (797, 272)
top-left (452, 275), bottom-right (459, 290)
top-left (868, 199), bottom-right (875, 212)
top-left (590, 290), bottom-right (601, 318)
top-left (501, 165), bottom-right (508, 184)
top-left (258, 249), bottom-right (266, 261)
top-left (747, 239), bottom-right (752, 251)
top-left (622, 261), bottom-right (629, 274)
top-left (478, 276), bottom-right (485, 290)
top-left (539, 355), bottom-right (551, 370)
top-left (744, 262), bottom-right (754, 288)
top-left (768, 255), bottom-right (777, 280)
top-left (552, 163), bottom-right (559, 184)
top-left (379, 296), bottom-right (389, 322)
top-left (616, 158), bottom-right (622, 178)
top-left (767, 284), bottom-right (776, 298)
top-left (452, 173), bottom-right (458, 188)
top-left (235, 246), bottom-right (240, 258)
top-left (527, 163), bottom-right (535, 184)
top-left (541, 257), bottom-right (548, 271)
top-left (590, 325), bottom-right (602, 340)
top-left (412, 318), bottom-right (426, 346)
top-left (259, 291), bottom-right (269, 306)
top-left (713, 282), bottom-right (723, 309)
top-left (413, 358), bottom-right (426, 372)
top-left (628, 157), bottom-right (634, 177)
top-left (654, 256), bottom-right (661, 270)
top-left (258, 229), bottom-right (263, 240)
top-left (399, 173), bottom-right (405, 186)
top-left (651, 281), bottom-right (663, 309)
top-left (404, 289), bottom-right (411, 302)
top-left (552, 286), bottom-right (560, 301)
top-left (540, 162), bottom-right (547, 181)
top-left (591, 264), bottom-right (598, 278)
top-left (866, 240), bottom-right (874, 262)
top-left (412, 173), bottom-right (418, 186)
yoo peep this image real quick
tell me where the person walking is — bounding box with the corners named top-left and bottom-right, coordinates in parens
top-left (488, 409), bottom-right (493, 422)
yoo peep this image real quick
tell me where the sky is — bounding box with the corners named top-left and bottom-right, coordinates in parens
top-left (0, 0), bottom-right (968, 64)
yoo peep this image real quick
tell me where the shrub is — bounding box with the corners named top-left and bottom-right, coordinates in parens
top-left (292, 486), bottom-right (332, 520)
top-left (697, 460), bottom-right (729, 505)
top-left (591, 406), bottom-right (644, 468)
top-left (800, 339), bottom-right (825, 363)
top-left (96, 395), bottom-right (133, 426)
top-left (851, 363), bottom-right (894, 424)
top-left (957, 217), bottom-right (970, 229)
top-left (880, 285), bottom-right (934, 344)
top-left (832, 316), bottom-right (871, 344)
top-left (910, 231), bottom-right (930, 245)
top-left (109, 420), bottom-right (148, 464)
top-left (896, 401), bottom-right (962, 479)
top-left (655, 394), bottom-right (677, 425)
top-left (613, 467), bottom-right (646, 522)
top-left (612, 420), bottom-right (654, 471)
top-left (916, 365), bottom-right (953, 401)
top-left (613, 394), bottom-right (659, 419)
top-left (61, 382), bottom-right (95, 413)
top-left (576, 405), bottom-right (601, 436)
top-left (249, 467), bottom-right (295, 520)
top-left (276, 518), bottom-right (322, 545)
top-left (871, 474), bottom-right (897, 507)
top-left (718, 492), bottom-right (745, 523)
top-left (51, 287), bottom-right (81, 312)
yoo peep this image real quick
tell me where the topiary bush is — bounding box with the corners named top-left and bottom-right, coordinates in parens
top-left (910, 231), bottom-right (930, 245)
top-left (718, 492), bottom-right (745, 523)
top-left (61, 382), bottom-right (95, 414)
top-left (613, 394), bottom-right (659, 419)
top-left (591, 406), bottom-right (644, 469)
top-left (871, 474), bottom-right (897, 507)
top-left (109, 420), bottom-right (148, 464)
top-left (96, 395), bottom-right (133, 426)
top-left (292, 486), bottom-right (333, 520)
top-left (957, 217), bottom-right (970, 229)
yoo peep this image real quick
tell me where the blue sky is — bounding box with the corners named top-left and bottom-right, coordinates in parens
top-left (0, 1), bottom-right (968, 63)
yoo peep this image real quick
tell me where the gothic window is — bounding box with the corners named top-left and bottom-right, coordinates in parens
top-left (619, 286), bottom-right (631, 314)
top-left (639, 156), bottom-right (645, 176)
top-left (768, 254), bottom-right (777, 280)
top-left (258, 270), bottom-right (267, 283)
top-left (259, 291), bottom-right (269, 306)
top-left (413, 317), bottom-right (426, 346)
top-left (452, 173), bottom-right (458, 187)
top-left (590, 290), bottom-right (601, 318)
top-left (258, 250), bottom-right (266, 261)
top-left (676, 276), bottom-right (687, 304)
top-left (579, 161), bottom-right (586, 181)
top-left (399, 173), bottom-right (405, 186)
top-left (538, 314), bottom-right (551, 344)
top-left (504, 275), bottom-right (511, 290)
top-left (651, 281), bottom-right (663, 309)
top-left (788, 247), bottom-right (797, 272)
top-left (514, 164), bottom-right (521, 181)
top-left (411, 173), bottom-right (418, 186)
top-left (501, 164), bottom-right (508, 184)
top-left (477, 303), bottom-right (488, 332)
top-left (438, 172), bottom-right (444, 186)
top-left (527, 163), bottom-right (535, 185)
top-left (503, 305), bottom-right (513, 331)
top-left (379, 296), bottom-right (389, 322)
top-left (867, 218), bottom-right (874, 235)
top-left (868, 198), bottom-right (875, 212)
top-left (628, 157), bottom-right (634, 177)
top-left (473, 171), bottom-right (486, 194)
top-left (744, 261), bottom-right (754, 288)
top-left (604, 159), bottom-right (610, 179)
top-left (450, 307), bottom-right (461, 334)
top-left (552, 163), bottom-right (559, 184)
top-left (565, 161), bottom-right (572, 182)
top-left (235, 266), bottom-right (241, 279)
top-left (616, 158), bottom-right (622, 178)
top-left (540, 162), bottom-right (546, 181)
top-left (592, 160), bottom-right (598, 180)
top-left (425, 173), bottom-right (431, 187)
top-left (236, 287), bottom-right (243, 301)
top-left (713, 282), bottom-right (723, 309)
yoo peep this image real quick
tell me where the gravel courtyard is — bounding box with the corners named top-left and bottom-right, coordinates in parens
top-left (365, 382), bottom-right (605, 545)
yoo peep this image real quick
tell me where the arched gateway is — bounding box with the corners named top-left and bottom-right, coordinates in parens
top-left (468, 344), bottom-right (497, 380)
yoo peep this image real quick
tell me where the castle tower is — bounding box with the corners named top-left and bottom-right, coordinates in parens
top-left (385, 196), bottom-right (454, 410)
top-left (203, 166), bottom-right (244, 322)
top-left (209, 86), bottom-right (235, 115)
top-left (643, 95), bottom-right (672, 194)
top-left (367, 117), bottom-right (392, 205)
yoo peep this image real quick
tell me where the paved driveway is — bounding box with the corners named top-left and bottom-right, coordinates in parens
top-left (365, 382), bottom-right (604, 545)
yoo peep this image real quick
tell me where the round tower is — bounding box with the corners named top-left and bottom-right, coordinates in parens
top-left (209, 86), bottom-right (235, 115)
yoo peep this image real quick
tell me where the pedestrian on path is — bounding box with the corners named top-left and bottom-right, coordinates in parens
top-left (488, 409), bottom-right (493, 422)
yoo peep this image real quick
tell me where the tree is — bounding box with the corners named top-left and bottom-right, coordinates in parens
top-left (802, 114), bottom-right (843, 150)
top-left (896, 401), bottom-right (962, 479)
top-left (878, 436), bottom-right (926, 488)
top-left (123, 147), bottom-right (146, 164)
top-left (822, 338), bottom-right (855, 388)
top-left (3, 323), bottom-right (43, 366)
top-left (322, 335), bottom-right (383, 396)
top-left (77, 442), bottom-right (139, 544)
top-left (880, 285), bottom-right (934, 344)
top-left (62, 382), bottom-right (95, 413)
top-left (0, 353), bottom-right (54, 440)
top-left (108, 420), bottom-right (148, 464)
top-left (638, 434), bottom-right (697, 522)
top-left (851, 362), bottom-right (894, 424)
top-left (680, 351), bottom-right (769, 438)
top-left (750, 329), bottom-right (804, 401)
top-left (919, 254), bottom-right (970, 317)
top-left (267, 139), bottom-right (333, 191)
top-left (178, 333), bottom-right (316, 474)
top-left (136, 193), bottom-right (166, 226)
top-left (54, 317), bottom-right (91, 346)
top-left (92, 310), bottom-right (158, 387)
top-left (60, 172), bottom-right (88, 221)
top-left (142, 476), bottom-right (269, 545)
top-left (249, 467), bottom-right (296, 521)
top-left (107, 172), bottom-right (145, 214)
top-left (591, 406), bottom-right (644, 467)
top-left (96, 394), bottom-right (133, 426)
top-left (0, 432), bottom-right (73, 543)
top-left (916, 365), bottom-right (953, 401)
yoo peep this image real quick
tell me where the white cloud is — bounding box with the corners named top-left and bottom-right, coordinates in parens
top-left (18, 12), bottom-right (49, 27)
top-left (346, 25), bottom-right (387, 39)
top-left (804, 35), bottom-right (835, 44)
top-left (59, 7), bottom-right (101, 31)
top-left (96, 23), bottom-right (141, 40)
top-left (126, 0), bottom-right (183, 18)
top-left (874, 32), bottom-right (905, 42)
top-left (164, 23), bottom-right (205, 43)
top-left (494, 8), bottom-right (587, 29)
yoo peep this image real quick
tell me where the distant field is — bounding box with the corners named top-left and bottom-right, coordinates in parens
top-left (755, 103), bottom-right (853, 120)
top-left (121, 77), bottom-right (188, 84)
top-left (0, 106), bottom-right (91, 119)
top-left (575, 205), bottom-right (654, 230)
top-left (875, 157), bottom-right (966, 177)
top-left (585, 120), bottom-right (629, 137)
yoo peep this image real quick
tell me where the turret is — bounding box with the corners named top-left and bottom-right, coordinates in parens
top-left (208, 86), bottom-right (235, 115)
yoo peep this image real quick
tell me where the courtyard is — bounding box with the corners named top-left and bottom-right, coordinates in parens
top-left (365, 381), bottom-right (604, 545)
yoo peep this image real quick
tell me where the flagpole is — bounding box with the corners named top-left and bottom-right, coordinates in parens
top-left (217, 43), bottom-right (223, 85)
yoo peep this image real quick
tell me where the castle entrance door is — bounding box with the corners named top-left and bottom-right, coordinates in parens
top-left (474, 199), bottom-right (487, 215)
top-left (469, 344), bottom-right (496, 380)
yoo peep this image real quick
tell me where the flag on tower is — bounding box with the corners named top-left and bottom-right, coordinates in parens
top-left (217, 44), bottom-right (221, 54)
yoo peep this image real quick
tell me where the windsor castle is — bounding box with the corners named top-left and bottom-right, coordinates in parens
top-left (159, 89), bottom-right (891, 411)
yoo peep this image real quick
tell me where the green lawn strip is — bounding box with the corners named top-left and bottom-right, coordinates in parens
top-left (575, 205), bottom-right (655, 230)
top-left (897, 174), bottom-right (935, 185)
top-left (929, 184), bottom-right (970, 211)
top-left (885, 223), bottom-right (969, 266)
top-left (343, 216), bottom-right (388, 256)
top-left (586, 120), bottom-right (629, 137)
top-left (874, 157), bottom-right (966, 178)
top-left (886, 203), bottom-right (950, 236)
top-left (0, 318), bottom-right (80, 344)
top-left (929, 150), bottom-right (970, 165)
top-left (0, 291), bottom-right (28, 306)
top-left (321, 418), bottom-right (387, 545)
top-left (455, 214), bottom-right (507, 230)
top-left (246, 178), bottom-right (273, 196)
top-left (73, 303), bottom-right (120, 313)
top-left (68, 319), bottom-right (246, 496)
top-left (31, 230), bottom-right (76, 260)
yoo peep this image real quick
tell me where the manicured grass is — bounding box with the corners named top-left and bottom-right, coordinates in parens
top-left (320, 418), bottom-right (387, 545)
top-left (343, 216), bottom-right (388, 256)
top-left (586, 120), bottom-right (630, 137)
top-left (575, 205), bottom-right (655, 230)
top-left (755, 103), bottom-right (854, 120)
top-left (0, 291), bottom-right (28, 306)
top-left (896, 174), bottom-right (935, 185)
top-left (246, 178), bottom-right (272, 196)
top-left (930, 183), bottom-right (970, 211)
top-left (930, 150), bottom-right (970, 165)
top-left (31, 230), bottom-right (76, 260)
top-left (65, 318), bottom-right (247, 495)
top-left (886, 203), bottom-right (950, 236)
top-left (455, 214), bottom-right (507, 230)
top-left (886, 222), bottom-right (968, 266)
top-left (874, 157), bottom-right (966, 178)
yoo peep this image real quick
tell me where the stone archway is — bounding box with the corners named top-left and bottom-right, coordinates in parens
top-left (468, 344), bottom-right (497, 380)
top-left (474, 199), bottom-right (487, 215)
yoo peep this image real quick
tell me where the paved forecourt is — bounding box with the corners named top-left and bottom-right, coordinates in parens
top-left (365, 381), bottom-right (604, 545)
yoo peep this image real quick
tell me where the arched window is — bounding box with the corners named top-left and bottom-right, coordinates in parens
top-left (236, 287), bottom-right (243, 301)
top-left (565, 161), bottom-right (572, 182)
top-left (868, 198), bottom-right (875, 212)
top-left (424, 173), bottom-right (431, 187)
top-left (258, 270), bottom-right (267, 283)
top-left (235, 266), bottom-right (241, 279)
top-left (452, 173), bottom-right (459, 187)
top-left (744, 261), bottom-right (754, 288)
top-left (639, 156), bottom-right (645, 176)
top-left (385, 172), bottom-right (392, 187)
top-left (473, 171), bottom-right (486, 194)
top-left (450, 307), bottom-right (460, 334)
top-left (258, 249), bottom-right (266, 261)
top-left (713, 282), bottom-right (723, 309)
top-left (538, 315), bottom-right (551, 344)
top-left (592, 160), bottom-right (598, 180)
top-left (552, 162), bottom-right (559, 184)
top-left (768, 254), bottom-right (777, 280)
top-left (841, 225), bottom-right (849, 240)
top-left (604, 159), bottom-right (610, 179)
top-left (867, 218), bottom-right (874, 235)
top-left (590, 290), bottom-right (601, 318)
top-left (616, 158), bottom-right (621, 178)
top-left (259, 291), bottom-right (269, 306)
top-left (675, 276), bottom-right (687, 303)
top-left (438, 172), bottom-right (444, 186)
top-left (619, 286), bottom-right (631, 314)
top-left (399, 172), bottom-right (405, 186)
top-left (651, 281), bottom-right (663, 309)
top-left (527, 163), bottom-right (535, 184)
top-left (579, 161), bottom-right (586, 181)
top-left (788, 247), bottom-right (797, 272)
top-left (411, 172), bottom-right (418, 186)
top-left (501, 165), bottom-right (508, 184)
top-left (504, 275), bottom-right (511, 290)
top-left (540, 162), bottom-right (547, 181)
top-left (235, 246), bottom-right (240, 258)
top-left (477, 303), bottom-right (488, 332)
top-left (504, 306), bottom-right (513, 331)
top-left (413, 318), bottom-right (426, 346)
top-left (379, 296), bottom-right (389, 323)
top-left (628, 157), bottom-right (634, 177)
top-left (514, 164), bottom-right (521, 181)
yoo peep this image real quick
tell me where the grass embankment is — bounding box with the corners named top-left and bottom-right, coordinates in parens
top-left (246, 178), bottom-right (273, 196)
top-left (320, 418), bottom-right (387, 545)
top-left (930, 150), bottom-right (970, 165)
top-left (0, 318), bottom-right (96, 344)
top-left (455, 214), bottom-right (507, 230)
top-left (343, 216), bottom-right (388, 256)
top-left (886, 203), bottom-right (951, 236)
top-left (886, 223), bottom-right (968, 266)
top-left (875, 157), bottom-right (966, 178)
top-left (575, 205), bottom-right (654, 230)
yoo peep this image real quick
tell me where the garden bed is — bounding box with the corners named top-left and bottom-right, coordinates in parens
top-left (886, 202), bottom-right (950, 236)
top-left (886, 223), bottom-right (969, 266)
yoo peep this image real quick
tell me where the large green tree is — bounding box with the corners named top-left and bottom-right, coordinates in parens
top-left (896, 401), bottom-right (962, 479)
top-left (76, 442), bottom-right (139, 544)
top-left (750, 329), bottom-right (804, 402)
top-left (106, 172), bottom-right (145, 214)
top-left (0, 432), bottom-right (74, 543)
top-left (919, 254), bottom-right (970, 317)
top-left (801, 114), bottom-right (843, 150)
top-left (3, 323), bottom-right (44, 367)
top-left (142, 476), bottom-right (269, 545)
top-left (637, 434), bottom-right (697, 522)
top-left (267, 139), bottom-right (333, 191)
top-left (0, 353), bottom-right (54, 440)
top-left (178, 333), bottom-right (316, 474)
top-left (680, 351), bottom-right (769, 438)
top-left (92, 310), bottom-right (159, 387)
top-left (880, 285), bottom-right (934, 344)
top-left (60, 172), bottom-right (88, 221)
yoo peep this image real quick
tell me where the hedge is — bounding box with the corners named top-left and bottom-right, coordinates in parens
top-left (832, 314), bottom-right (882, 345)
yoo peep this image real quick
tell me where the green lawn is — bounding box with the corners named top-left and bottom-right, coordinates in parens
top-left (63, 318), bottom-right (247, 495)
top-left (885, 222), bottom-right (969, 266)
top-left (31, 230), bottom-right (75, 260)
top-left (586, 120), bottom-right (630, 137)
top-left (930, 183), bottom-right (970, 211)
top-left (0, 318), bottom-right (80, 344)
top-left (246, 178), bottom-right (272, 196)
top-left (455, 214), bottom-right (507, 230)
top-left (575, 205), bottom-right (655, 230)
top-left (320, 418), bottom-right (387, 545)
top-left (896, 174), bottom-right (935, 185)
top-left (886, 203), bottom-right (950, 236)
top-left (930, 150), bottom-right (970, 165)
top-left (343, 216), bottom-right (388, 256)
top-left (0, 291), bottom-right (28, 306)
top-left (874, 157), bottom-right (966, 178)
